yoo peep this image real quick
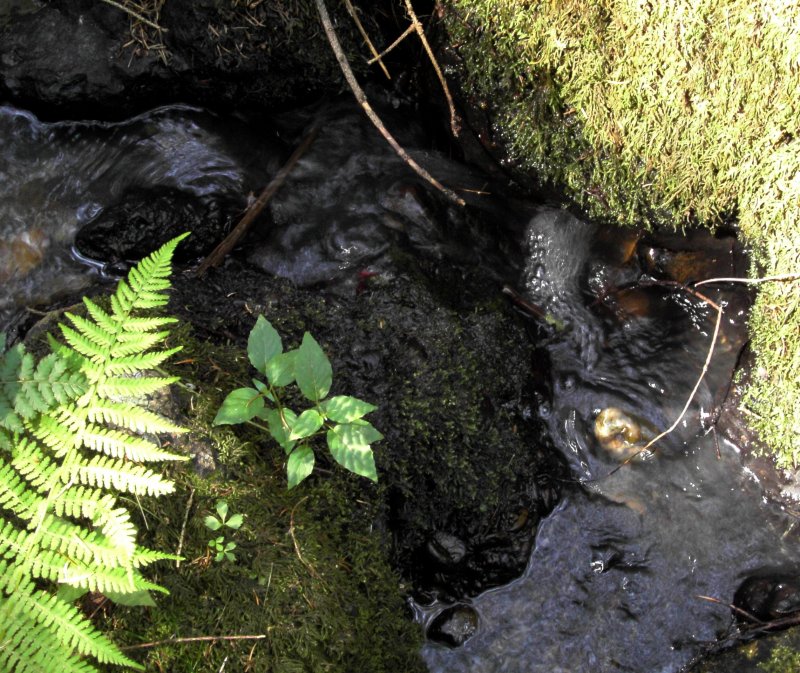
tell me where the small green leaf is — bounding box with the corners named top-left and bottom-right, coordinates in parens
top-left (105, 589), bottom-right (157, 607)
top-left (213, 387), bottom-right (264, 425)
top-left (327, 430), bottom-right (378, 482)
top-left (204, 515), bottom-right (222, 531)
top-left (263, 408), bottom-right (298, 454)
top-left (287, 445), bottom-right (315, 489)
top-left (215, 501), bottom-right (229, 520)
top-left (332, 421), bottom-right (383, 447)
top-left (225, 513), bottom-right (244, 530)
top-left (265, 351), bottom-right (296, 388)
top-left (56, 584), bottom-right (87, 603)
top-left (321, 395), bottom-right (377, 423)
top-left (252, 378), bottom-right (274, 401)
top-left (289, 409), bottom-right (324, 440)
top-left (248, 316), bottom-right (283, 376)
top-left (294, 333), bottom-right (332, 402)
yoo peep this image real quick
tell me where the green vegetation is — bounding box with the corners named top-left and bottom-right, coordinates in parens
top-left (203, 500), bottom-right (243, 563)
top-left (760, 645), bottom-right (800, 673)
top-left (214, 315), bottom-right (382, 488)
top-left (0, 235), bottom-right (188, 672)
top-left (444, 0), bottom-right (800, 463)
top-left (93, 321), bottom-right (425, 673)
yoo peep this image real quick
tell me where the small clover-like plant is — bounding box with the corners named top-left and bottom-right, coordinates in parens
top-left (203, 501), bottom-right (243, 563)
top-left (213, 316), bottom-right (382, 488)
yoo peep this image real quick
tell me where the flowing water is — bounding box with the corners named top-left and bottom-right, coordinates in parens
top-left (2, 101), bottom-right (798, 672)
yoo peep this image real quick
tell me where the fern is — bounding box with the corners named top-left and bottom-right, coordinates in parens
top-left (0, 234), bottom-right (190, 672)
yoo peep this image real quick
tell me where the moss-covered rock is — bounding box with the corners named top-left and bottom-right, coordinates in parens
top-left (692, 628), bottom-right (800, 673)
top-left (441, 0), bottom-right (800, 464)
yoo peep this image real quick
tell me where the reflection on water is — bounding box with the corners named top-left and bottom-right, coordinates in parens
top-left (2, 102), bottom-right (796, 673)
top-left (0, 104), bottom-right (276, 330)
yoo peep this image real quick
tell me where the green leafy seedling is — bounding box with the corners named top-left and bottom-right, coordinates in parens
top-left (214, 315), bottom-right (382, 488)
top-left (203, 500), bottom-right (244, 532)
top-left (210, 536), bottom-right (237, 563)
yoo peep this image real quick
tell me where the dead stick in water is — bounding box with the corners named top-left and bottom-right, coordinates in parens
top-left (314, 0), bottom-right (465, 207)
top-left (194, 123), bottom-right (320, 276)
top-left (599, 280), bottom-right (723, 478)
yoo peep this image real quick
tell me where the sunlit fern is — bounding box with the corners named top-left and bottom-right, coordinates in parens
top-left (0, 233), bottom-right (190, 673)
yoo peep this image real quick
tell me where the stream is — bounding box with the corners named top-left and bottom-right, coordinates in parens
top-left (2, 101), bottom-right (798, 672)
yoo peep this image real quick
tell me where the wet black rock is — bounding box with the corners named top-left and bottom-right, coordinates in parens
top-left (427, 532), bottom-right (468, 566)
top-left (0, 0), bottom-right (390, 117)
top-left (74, 186), bottom-right (244, 267)
top-left (734, 572), bottom-right (800, 624)
top-left (426, 604), bottom-right (479, 648)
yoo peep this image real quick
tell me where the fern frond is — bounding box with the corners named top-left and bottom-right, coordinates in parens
top-left (109, 330), bottom-right (172, 358)
top-left (88, 401), bottom-right (185, 435)
top-left (73, 456), bottom-right (176, 496)
top-left (0, 234), bottom-right (189, 671)
top-left (80, 424), bottom-right (185, 462)
top-left (0, 580), bottom-right (142, 668)
top-left (97, 375), bottom-right (179, 399)
top-left (64, 313), bottom-right (116, 351)
top-left (103, 347), bottom-right (181, 376)
top-left (0, 594), bottom-right (102, 673)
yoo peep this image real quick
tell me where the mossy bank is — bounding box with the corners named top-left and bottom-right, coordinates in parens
top-left (441, 0), bottom-right (800, 465)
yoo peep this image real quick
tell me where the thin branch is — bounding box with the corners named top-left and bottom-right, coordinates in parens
top-left (368, 25), bottom-right (415, 64)
top-left (121, 634), bottom-right (268, 651)
top-left (194, 122), bottom-right (320, 276)
top-left (600, 280), bottom-right (723, 475)
top-left (315, 0), bottom-right (465, 207)
top-left (175, 487), bottom-right (195, 568)
top-left (696, 595), bottom-right (765, 624)
top-left (342, 0), bottom-right (391, 79)
top-left (693, 273), bottom-right (800, 287)
top-left (97, 0), bottom-right (165, 32)
top-left (288, 496), bottom-right (320, 580)
top-left (403, 0), bottom-right (460, 137)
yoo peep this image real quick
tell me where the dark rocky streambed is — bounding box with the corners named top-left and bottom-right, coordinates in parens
top-left (2, 95), bottom-right (800, 671)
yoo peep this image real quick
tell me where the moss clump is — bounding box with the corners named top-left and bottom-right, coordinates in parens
top-left (443, 0), bottom-right (800, 463)
top-left (759, 645), bottom-right (800, 673)
top-left (95, 324), bottom-right (425, 673)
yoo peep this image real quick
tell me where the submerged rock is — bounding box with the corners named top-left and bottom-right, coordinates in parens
top-left (427, 604), bottom-right (479, 648)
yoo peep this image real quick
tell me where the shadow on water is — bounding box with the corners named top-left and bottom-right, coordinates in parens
top-left (1, 101), bottom-right (797, 672)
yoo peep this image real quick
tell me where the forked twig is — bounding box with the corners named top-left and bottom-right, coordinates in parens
top-left (403, 0), bottom-right (460, 137)
top-left (314, 0), bottom-right (465, 207)
top-left (194, 122), bottom-right (320, 276)
top-left (368, 25), bottom-right (415, 64)
top-left (343, 0), bottom-right (391, 79)
top-left (696, 594), bottom-right (765, 625)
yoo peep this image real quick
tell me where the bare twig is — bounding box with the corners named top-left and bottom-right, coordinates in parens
top-left (368, 24), bottom-right (415, 64)
top-left (693, 273), bottom-right (800, 287)
top-left (315, 0), bottom-right (465, 207)
top-left (121, 634), bottom-right (268, 652)
top-left (194, 122), bottom-right (320, 276)
top-left (97, 0), bottom-right (165, 32)
top-left (696, 595), bottom-right (765, 624)
top-left (342, 0), bottom-right (391, 79)
top-left (288, 496), bottom-right (320, 580)
top-left (175, 487), bottom-right (195, 568)
top-left (403, 0), bottom-right (460, 137)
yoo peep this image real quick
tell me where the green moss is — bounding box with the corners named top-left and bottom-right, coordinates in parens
top-left (444, 0), bottom-right (800, 463)
top-left (760, 645), bottom-right (800, 673)
top-left (96, 325), bottom-right (425, 673)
